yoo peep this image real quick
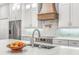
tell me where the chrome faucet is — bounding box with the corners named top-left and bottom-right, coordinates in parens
top-left (31, 29), bottom-right (41, 47)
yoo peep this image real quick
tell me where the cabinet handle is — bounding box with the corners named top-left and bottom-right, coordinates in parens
top-left (69, 22), bottom-right (72, 26)
top-left (73, 42), bottom-right (77, 44)
top-left (58, 41), bottom-right (62, 43)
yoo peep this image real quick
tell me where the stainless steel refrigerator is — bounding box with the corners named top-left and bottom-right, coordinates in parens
top-left (9, 20), bottom-right (21, 40)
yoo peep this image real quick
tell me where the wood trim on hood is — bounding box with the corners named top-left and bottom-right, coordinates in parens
top-left (38, 3), bottom-right (58, 20)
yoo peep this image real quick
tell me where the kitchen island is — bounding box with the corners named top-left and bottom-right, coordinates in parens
top-left (1, 39), bottom-right (79, 55)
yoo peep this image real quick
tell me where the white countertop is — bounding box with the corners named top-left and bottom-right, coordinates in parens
top-left (53, 37), bottom-right (79, 41)
top-left (1, 39), bottom-right (79, 55)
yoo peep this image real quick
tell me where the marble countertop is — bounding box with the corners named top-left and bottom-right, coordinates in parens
top-left (1, 39), bottom-right (79, 55)
top-left (0, 39), bottom-right (56, 55)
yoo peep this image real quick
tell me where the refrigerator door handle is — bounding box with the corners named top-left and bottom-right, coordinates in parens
top-left (11, 23), bottom-right (14, 39)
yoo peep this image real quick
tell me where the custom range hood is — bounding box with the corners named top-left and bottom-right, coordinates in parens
top-left (38, 3), bottom-right (58, 20)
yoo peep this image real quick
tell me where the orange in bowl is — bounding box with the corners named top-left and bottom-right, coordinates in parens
top-left (7, 40), bottom-right (26, 51)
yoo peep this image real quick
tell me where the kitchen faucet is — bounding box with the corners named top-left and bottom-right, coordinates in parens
top-left (32, 29), bottom-right (41, 47)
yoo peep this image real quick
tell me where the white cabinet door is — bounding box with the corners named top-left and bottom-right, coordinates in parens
top-left (25, 6), bottom-right (32, 27)
top-left (53, 39), bottom-right (68, 46)
top-left (0, 19), bottom-right (9, 39)
top-left (10, 4), bottom-right (21, 21)
top-left (21, 4), bottom-right (32, 35)
top-left (0, 4), bottom-right (9, 19)
top-left (31, 4), bottom-right (38, 27)
top-left (69, 40), bottom-right (79, 47)
top-left (22, 4), bottom-right (32, 28)
top-left (22, 4), bottom-right (38, 28)
top-left (59, 3), bottom-right (70, 28)
top-left (71, 3), bottom-right (79, 27)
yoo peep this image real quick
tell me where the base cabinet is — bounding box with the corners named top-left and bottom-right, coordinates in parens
top-left (69, 40), bottom-right (79, 47)
top-left (53, 39), bottom-right (79, 47)
top-left (53, 39), bottom-right (68, 46)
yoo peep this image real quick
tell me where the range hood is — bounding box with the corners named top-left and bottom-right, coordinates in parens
top-left (38, 3), bottom-right (58, 20)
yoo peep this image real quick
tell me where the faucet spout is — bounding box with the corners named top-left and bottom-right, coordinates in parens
top-left (31, 29), bottom-right (41, 47)
top-left (32, 29), bottom-right (41, 38)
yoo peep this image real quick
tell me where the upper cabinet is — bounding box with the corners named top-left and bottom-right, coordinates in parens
top-left (0, 4), bottom-right (9, 19)
top-left (38, 3), bottom-right (58, 20)
top-left (9, 3), bottom-right (38, 28)
top-left (22, 3), bottom-right (38, 28)
top-left (59, 3), bottom-right (79, 28)
top-left (9, 3), bottom-right (21, 21)
top-left (22, 4), bottom-right (32, 28)
top-left (59, 3), bottom-right (70, 27)
top-left (71, 3), bottom-right (79, 27)
top-left (31, 4), bottom-right (38, 27)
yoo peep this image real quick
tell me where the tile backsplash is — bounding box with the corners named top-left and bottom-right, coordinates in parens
top-left (38, 19), bottom-right (58, 36)
top-left (57, 28), bottom-right (79, 37)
